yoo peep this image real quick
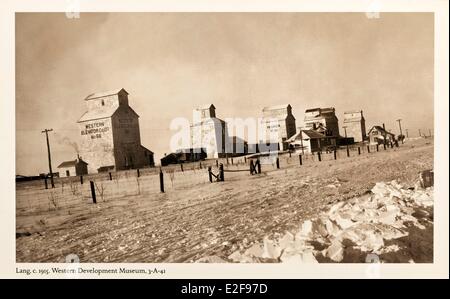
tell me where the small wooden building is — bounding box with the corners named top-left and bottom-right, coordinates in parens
top-left (160, 148), bottom-right (207, 166)
top-left (176, 148), bottom-right (207, 162)
top-left (228, 136), bottom-right (249, 157)
top-left (57, 157), bottom-right (88, 177)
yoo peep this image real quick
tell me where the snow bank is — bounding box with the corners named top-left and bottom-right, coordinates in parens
top-left (225, 179), bottom-right (433, 263)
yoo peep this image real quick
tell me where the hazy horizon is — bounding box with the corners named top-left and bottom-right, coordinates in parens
top-left (16, 12), bottom-right (434, 176)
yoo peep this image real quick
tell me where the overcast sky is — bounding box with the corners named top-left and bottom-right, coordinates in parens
top-left (16, 12), bottom-right (433, 175)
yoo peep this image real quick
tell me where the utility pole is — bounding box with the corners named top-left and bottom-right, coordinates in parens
top-left (343, 126), bottom-right (349, 156)
top-left (396, 119), bottom-right (403, 144)
top-left (298, 127), bottom-right (304, 155)
top-left (382, 123), bottom-right (387, 146)
top-left (41, 129), bottom-right (55, 188)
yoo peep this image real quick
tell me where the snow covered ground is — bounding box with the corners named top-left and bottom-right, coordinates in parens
top-left (16, 138), bottom-right (433, 263)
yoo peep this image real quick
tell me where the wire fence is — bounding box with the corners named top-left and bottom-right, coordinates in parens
top-left (16, 142), bottom-right (396, 214)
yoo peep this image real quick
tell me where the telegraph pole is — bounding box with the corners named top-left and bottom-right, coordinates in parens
top-left (41, 129), bottom-right (55, 188)
top-left (396, 119), bottom-right (403, 144)
top-left (343, 126), bottom-right (349, 156)
top-left (298, 126), bottom-right (304, 155)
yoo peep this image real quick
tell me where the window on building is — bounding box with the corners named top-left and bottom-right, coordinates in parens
top-left (66, 170), bottom-right (70, 177)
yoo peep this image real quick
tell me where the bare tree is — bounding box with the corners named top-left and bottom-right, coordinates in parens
top-left (95, 182), bottom-right (106, 202)
top-left (69, 180), bottom-right (79, 196)
top-left (48, 191), bottom-right (58, 210)
top-left (168, 169), bottom-right (175, 187)
top-left (136, 176), bottom-right (141, 195)
top-left (114, 172), bottom-right (120, 185)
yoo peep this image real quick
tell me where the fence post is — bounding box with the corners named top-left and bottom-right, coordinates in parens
top-left (109, 172), bottom-right (112, 180)
top-left (257, 159), bottom-right (261, 174)
top-left (80, 175), bottom-right (83, 185)
top-left (318, 151), bottom-right (322, 162)
top-left (90, 181), bottom-right (96, 204)
top-left (358, 147), bottom-right (361, 155)
top-left (346, 147), bottom-right (350, 157)
top-left (231, 158), bottom-right (234, 165)
top-left (159, 168), bottom-right (165, 193)
top-left (219, 163), bottom-right (224, 181)
top-left (181, 164), bottom-right (184, 172)
top-left (199, 162), bottom-right (202, 169)
top-left (244, 156), bottom-right (247, 164)
top-left (44, 177), bottom-right (48, 189)
top-left (208, 166), bottom-right (213, 183)
top-left (276, 157), bottom-right (280, 169)
top-left (299, 154), bottom-right (303, 166)
top-left (383, 143), bottom-right (386, 150)
top-left (216, 160), bottom-right (219, 168)
top-left (137, 168), bottom-right (140, 178)
top-left (334, 150), bottom-right (337, 160)
top-left (249, 160), bottom-right (254, 175)
top-left (376, 144), bottom-right (379, 152)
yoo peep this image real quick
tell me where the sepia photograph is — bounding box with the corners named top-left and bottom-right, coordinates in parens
top-left (14, 11), bottom-right (436, 265)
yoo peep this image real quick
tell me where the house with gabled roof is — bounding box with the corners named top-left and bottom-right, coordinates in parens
top-left (57, 156), bottom-right (88, 177)
top-left (367, 126), bottom-right (396, 145)
top-left (286, 129), bottom-right (336, 153)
